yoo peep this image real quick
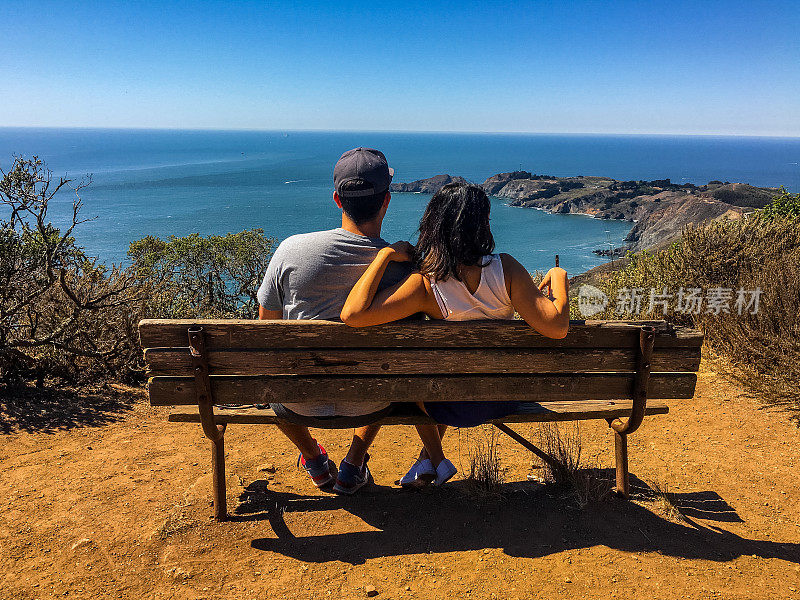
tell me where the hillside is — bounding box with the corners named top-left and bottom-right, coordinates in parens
top-left (390, 173), bottom-right (778, 254)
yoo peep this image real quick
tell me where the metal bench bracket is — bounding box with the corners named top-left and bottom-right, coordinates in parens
top-left (493, 422), bottom-right (562, 472)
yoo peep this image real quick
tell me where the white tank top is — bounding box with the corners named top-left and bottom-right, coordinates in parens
top-left (429, 254), bottom-right (515, 321)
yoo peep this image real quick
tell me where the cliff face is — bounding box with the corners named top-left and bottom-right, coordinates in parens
top-left (390, 172), bottom-right (777, 253)
top-left (482, 171), bottom-right (534, 195)
top-left (624, 196), bottom-right (741, 250)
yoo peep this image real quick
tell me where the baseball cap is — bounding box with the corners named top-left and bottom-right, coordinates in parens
top-left (334, 147), bottom-right (394, 197)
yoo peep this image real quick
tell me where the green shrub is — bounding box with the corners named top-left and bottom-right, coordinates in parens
top-left (128, 229), bottom-right (275, 319)
top-left (762, 186), bottom-right (800, 219)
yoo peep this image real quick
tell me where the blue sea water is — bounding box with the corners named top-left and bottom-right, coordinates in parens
top-left (1, 128), bottom-right (798, 275)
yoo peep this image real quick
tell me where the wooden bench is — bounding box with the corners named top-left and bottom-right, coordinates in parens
top-left (139, 318), bottom-right (702, 520)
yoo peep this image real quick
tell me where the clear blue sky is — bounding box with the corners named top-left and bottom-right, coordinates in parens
top-left (2, 0), bottom-right (799, 136)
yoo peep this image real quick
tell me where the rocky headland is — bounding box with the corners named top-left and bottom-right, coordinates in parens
top-left (390, 172), bottom-right (777, 254)
top-left (389, 173), bottom-right (469, 193)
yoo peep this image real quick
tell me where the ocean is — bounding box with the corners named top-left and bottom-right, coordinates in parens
top-left (1, 128), bottom-right (798, 275)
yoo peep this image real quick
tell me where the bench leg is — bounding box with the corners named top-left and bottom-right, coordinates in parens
top-left (211, 434), bottom-right (227, 521)
top-left (614, 431), bottom-right (630, 499)
top-left (187, 327), bottom-right (228, 521)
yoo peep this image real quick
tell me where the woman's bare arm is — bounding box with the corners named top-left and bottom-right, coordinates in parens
top-left (501, 253), bottom-right (570, 339)
top-left (341, 243), bottom-right (441, 327)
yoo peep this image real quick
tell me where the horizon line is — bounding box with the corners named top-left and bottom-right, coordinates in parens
top-left (1, 125), bottom-right (800, 140)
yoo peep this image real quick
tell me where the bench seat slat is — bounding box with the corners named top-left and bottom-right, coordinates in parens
top-left (148, 372), bottom-right (696, 406)
top-left (143, 347), bottom-right (701, 376)
top-left (139, 319), bottom-right (702, 350)
top-left (167, 399), bottom-right (669, 426)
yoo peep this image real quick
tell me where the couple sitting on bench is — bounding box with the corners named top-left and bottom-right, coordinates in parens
top-left (257, 147), bottom-right (569, 495)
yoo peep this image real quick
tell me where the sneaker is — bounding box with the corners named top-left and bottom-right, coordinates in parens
top-left (434, 458), bottom-right (457, 486)
top-left (399, 459), bottom-right (436, 488)
top-left (333, 454), bottom-right (373, 495)
top-left (297, 442), bottom-right (337, 489)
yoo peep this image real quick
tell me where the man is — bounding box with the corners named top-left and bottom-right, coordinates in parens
top-left (257, 147), bottom-right (410, 495)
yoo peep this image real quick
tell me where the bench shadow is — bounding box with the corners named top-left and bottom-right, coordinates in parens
top-left (629, 475), bottom-right (743, 523)
top-left (0, 383), bottom-right (139, 434)
top-left (236, 473), bottom-right (799, 566)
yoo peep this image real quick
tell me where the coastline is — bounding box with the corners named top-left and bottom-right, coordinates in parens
top-left (3, 130), bottom-right (794, 271)
top-left (391, 172), bottom-right (776, 260)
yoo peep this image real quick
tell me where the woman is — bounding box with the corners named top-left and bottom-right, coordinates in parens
top-left (341, 183), bottom-right (570, 487)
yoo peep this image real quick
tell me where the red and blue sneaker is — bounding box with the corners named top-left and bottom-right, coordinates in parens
top-left (333, 453), bottom-right (373, 495)
top-left (297, 442), bottom-right (337, 489)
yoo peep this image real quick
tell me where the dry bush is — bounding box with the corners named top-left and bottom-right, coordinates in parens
top-left (585, 209), bottom-right (800, 419)
top-left (534, 423), bottom-right (612, 508)
top-left (465, 425), bottom-right (505, 497)
top-left (0, 157), bottom-right (146, 385)
top-left (1, 156), bottom-right (277, 390)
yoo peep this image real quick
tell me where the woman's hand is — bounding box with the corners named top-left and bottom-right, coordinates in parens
top-left (538, 267), bottom-right (567, 294)
top-left (383, 241), bottom-right (414, 262)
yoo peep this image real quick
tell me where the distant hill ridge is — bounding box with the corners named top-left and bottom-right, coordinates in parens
top-left (390, 172), bottom-right (778, 254)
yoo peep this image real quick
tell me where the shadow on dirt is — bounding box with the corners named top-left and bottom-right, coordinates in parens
top-left (628, 476), bottom-right (743, 523)
top-left (0, 383), bottom-right (141, 434)
top-left (238, 471), bottom-right (799, 565)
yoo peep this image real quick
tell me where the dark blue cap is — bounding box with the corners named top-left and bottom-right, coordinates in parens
top-left (334, 147), bottom-right (394, 197)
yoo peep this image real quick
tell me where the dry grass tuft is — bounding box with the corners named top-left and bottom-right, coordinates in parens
top-left (534, 423), bottom-right (613, 508)
top-left (571, 467), bottom-right (615, 508)
top-left (536, 422), bottom-right (583, 485)
top-left (465, 425), bottom-right (505, 498)
top-left (156, 508), bottom-right (198, 539)
top-left (647, 478), bottom-right (685, 522)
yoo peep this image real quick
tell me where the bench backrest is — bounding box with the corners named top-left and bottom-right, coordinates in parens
top-left (139, 319), bottom-right (702, 407)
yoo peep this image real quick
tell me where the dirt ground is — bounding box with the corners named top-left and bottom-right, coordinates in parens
top-left (2, 359), bottom-right (800, 600)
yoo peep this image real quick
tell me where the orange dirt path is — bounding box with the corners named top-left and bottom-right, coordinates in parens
top-left (2, 360), bottom-right (799, 600)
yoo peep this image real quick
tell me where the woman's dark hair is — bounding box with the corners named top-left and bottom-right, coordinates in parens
top-left (415, 182), bottom-right (494, 281)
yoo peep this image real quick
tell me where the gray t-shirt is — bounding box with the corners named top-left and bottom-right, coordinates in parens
top-left (257, 227), bottom-right (411, 417)
top-left (257, 228), bottom-right (411, 319)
